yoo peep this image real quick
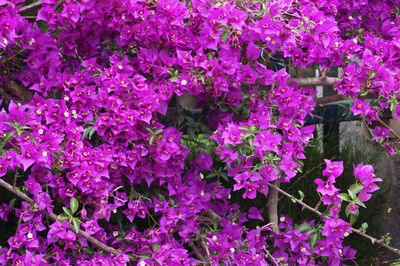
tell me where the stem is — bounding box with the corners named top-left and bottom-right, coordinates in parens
top-left (266, 182), bottom-right (400, 256)
top-left (267, 180), bottom-right (280, 233)
top-left (0, 178), bottom-right (138, 262)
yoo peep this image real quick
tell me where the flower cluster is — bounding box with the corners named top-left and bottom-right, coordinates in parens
top-left (0, 0), bottom-right (394, 264)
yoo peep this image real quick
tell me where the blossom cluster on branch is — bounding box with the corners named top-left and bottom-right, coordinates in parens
top-left (0, 0), bottom-right (399, 265)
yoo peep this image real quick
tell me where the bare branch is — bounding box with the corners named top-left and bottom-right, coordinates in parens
top-left (289, 77), bottom-right (340, 87)
top-left (19, 1), bottom-right (43, 15)
top-left (267, 182), bottom-right (400, 256)
top-left (267, 180), bottom-right (280, 233)
top-left (316, 94), bottom-right (347, 105)
top-left (0, 178), bottom-right (138, 262)
top-left (0, 80), bottom-right (33, 104)
top-left (191, 244), bottom-right (206, 262)
top-left (206, 209), bottom-right (221, 222)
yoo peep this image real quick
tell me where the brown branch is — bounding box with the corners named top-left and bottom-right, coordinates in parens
top-left (191, 243), bottom-right (206, 263)
top-left (266, 182), bottom-right (400, 256)
top-left (377, 117), bottom-right (400, 141)
top-left (289, 77), bottom-right (340, 87)
top-left (206, 209), bottom-right (221, 222)
top-left (280, 160), bottom-right (328, 200)
top-left (19, 1), bottom-right (43, 15)
top-left (316, 94), bottom-right (347, 105)
top-left (0, 178), bottom-right (138, 262)
top-left (6, 80), bottom-right (34, 104)
top-left (0, 86), bottom-right (15, 102)
top-left (267, 180), bottom-right (280, 233)
top-left (378, 258), bottom-right (400, 266)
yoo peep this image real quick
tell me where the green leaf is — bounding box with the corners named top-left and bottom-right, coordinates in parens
top-left (70, 197), bottom-right (79, 214)
top-left (9, 198), bottom-right (16, 209)
top-left (83, 120), bottom-right (96, 126)
top-left (74, 240), bottom-right (81, 248)
top-left (89, 128), bottom-right (96, 140)
top-left (220, 172), bottom-right (229, 182)
top-left (154, 129), bottom-right (163, 135)
top-left (28, 133), bottom-right (38, 145)
top-left (152, 243), bottom-right (160, 252)
top-left (149, 135), bottom-right (155, 145)
top-left (62, 207), bottom-right (72, 216)
top-left (310, 233), bottom-right (319, 249)
top-left (0, 130), bottom-right (15, 151)
top-left (350, 210), bottom-right (359, 226)
top-left (239, 126), bottom-right (251, 131)
top-left (83, 246), bottom-right (94, 255)
top-left (345, 205), bottom-right (351, 218)
top-left (297, 223), bottom-right (311, 232)
top-left (382, 233), bottom-right (391, 245)
top-left (290, 195), bottom-right (296, 203)
top-left (72, 218), bottom-right (81, 233)
top-left (347, 189), bottom-right (357, 200)
top-left (82, 126), bottom-right (93, 140)
top-left (221, 31), bottom-right (229, 43)
top-left (137, 253), bottom-right (151, 259)
top-left (58, 214), bottom-right (69, 221)
top-left (349, 183), bottom-right (364, 195)
top-left (36, 20), bottom-right (49, 33)
top-left (167, 69), bottom-right (175, 76)
top-left (338, 193), bottom-right (350, 202)
top-left (298, 190), bottom-right (305, 200)
top-left (361, 222), bottom-right (368, 233)
top-left (3, 122), bottom-right (17, 128)
top-left (355, 199), bottom-right (366, 208)
top-left (16, 127), bottom-right (23, 136)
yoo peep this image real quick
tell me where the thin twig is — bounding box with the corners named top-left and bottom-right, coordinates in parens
top-left (280, 160), bottom-right (327, 200)
top-left (314, 197), bottom-right (323, 211)
top-left (0, 178), bottom-right (138, 262)
top-left (266, 182), bottom-right (400, 256)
